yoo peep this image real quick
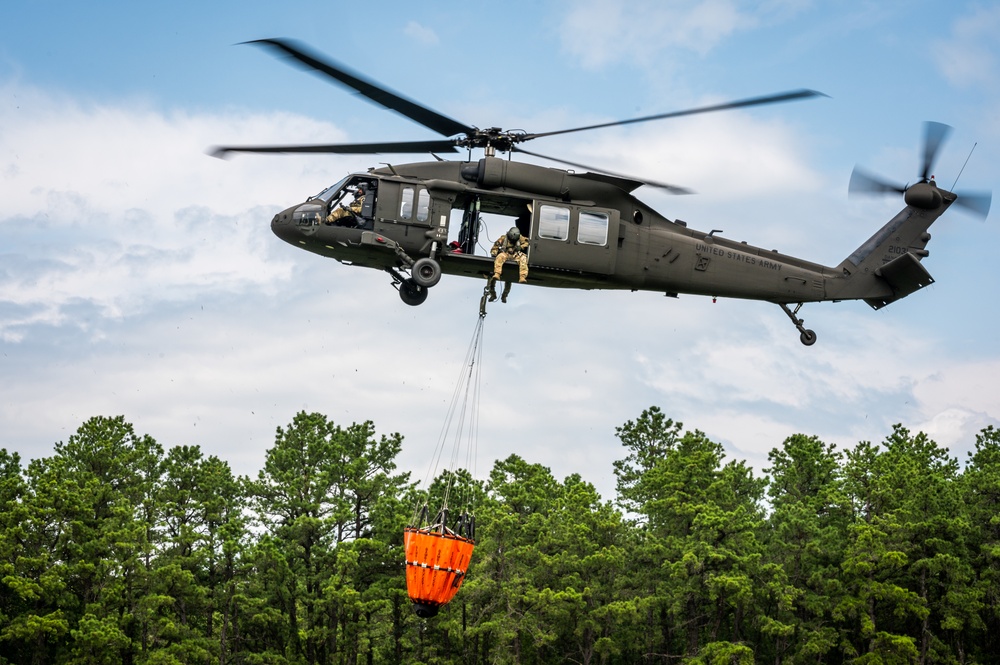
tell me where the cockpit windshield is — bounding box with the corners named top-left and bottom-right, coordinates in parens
top-left (310, 176), bottom-right (351, 203)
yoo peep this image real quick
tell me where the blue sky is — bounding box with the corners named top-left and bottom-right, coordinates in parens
top-left (2, 1), bottom-right (999, 498)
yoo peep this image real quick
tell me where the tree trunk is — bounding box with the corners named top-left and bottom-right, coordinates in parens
top-left (687, 597), bottom-right (700, 657)
top-left (920, 568), bottom-right (929, 664)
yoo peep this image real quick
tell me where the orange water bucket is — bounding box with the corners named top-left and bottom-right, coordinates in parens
top-left (404, 527), bottom-right (475, 618)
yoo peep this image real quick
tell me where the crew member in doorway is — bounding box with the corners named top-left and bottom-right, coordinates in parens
top-left (489, 226), bottom-right (529, 302)
top-left (326, 186), bottom-right (365, 226)
top-left (492, 227), bottom-right (529, 282)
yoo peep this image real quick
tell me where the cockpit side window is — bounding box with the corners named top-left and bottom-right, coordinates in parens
top-left (322, 177), bottom-right (377, 229)
top-left (312, 176), bottom-right (351, 203)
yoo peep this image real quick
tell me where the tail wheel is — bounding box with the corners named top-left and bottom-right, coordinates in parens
top-left (779, 303), bottom-right (819, 347)
top-left (412, 257), bottom-right (442, 288)
top-left (399, 278), bottom-right (428, 306)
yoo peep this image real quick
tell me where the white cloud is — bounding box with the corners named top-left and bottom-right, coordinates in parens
top-left (403, 21), bottom-right (440, 46)
top-left (559, 0), bottom-right (749, 68)
top-left (555, 0), bottom-right (813, 70)
top-left (0, 83), bottom-right (351, 217)
top-left (570, 113), bottom-right (825, 200)
top-left (932, 7), bottom-right (1000, 91)
top-left (910, 359), bottom-right (1000, 457)
top-left (0, 82), bottom-right (372, 340)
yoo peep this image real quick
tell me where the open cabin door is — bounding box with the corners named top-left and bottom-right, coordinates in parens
top-left (528, 202), bottom-right (619, 274)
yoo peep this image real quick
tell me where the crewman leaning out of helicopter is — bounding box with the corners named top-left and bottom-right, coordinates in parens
top-left (326, 186), bottom-right (365, 226)
top-left (488, 227), bottom-right (529, 302)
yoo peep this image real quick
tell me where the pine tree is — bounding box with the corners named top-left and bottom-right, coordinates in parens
top-left (614, 407), bottom-right (766, 661)
top-left (247, 411), bottom-right (408, 664)
top-left (760, 434), bottom-right (848, 663)
top-left (962, 425), bottom-right (1000, 661)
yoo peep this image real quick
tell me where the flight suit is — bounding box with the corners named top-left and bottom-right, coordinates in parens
top-left (491, 234), bottom-right (529, 282)
top-left (326, 195), bottom-right (365, 225)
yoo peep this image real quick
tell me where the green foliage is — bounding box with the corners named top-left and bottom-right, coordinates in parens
top-left (1, 408), bottom-right (997, 664)
top-left (963, 425), bottom-right (1000, 657)
top-left (612, 407), bottom-right (767, 660)
top-left (761, 433), bottom-right (848, 663)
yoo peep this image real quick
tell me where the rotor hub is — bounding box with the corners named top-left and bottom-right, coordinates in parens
top-left (456, 128), bottom-right (527, 154)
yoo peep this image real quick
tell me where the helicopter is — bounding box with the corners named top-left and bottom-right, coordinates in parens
top-left (212, 39), bottom-right (991, 346)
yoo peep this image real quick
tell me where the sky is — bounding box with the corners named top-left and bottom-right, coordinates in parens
top-left (2, 0), bottom-right (999, 500)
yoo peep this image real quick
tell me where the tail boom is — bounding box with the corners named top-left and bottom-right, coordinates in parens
top-left (828, 182), bottom-right (954, 308)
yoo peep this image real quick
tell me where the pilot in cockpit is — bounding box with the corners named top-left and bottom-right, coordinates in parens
top-left (326, 185), bottom-right (366, 226)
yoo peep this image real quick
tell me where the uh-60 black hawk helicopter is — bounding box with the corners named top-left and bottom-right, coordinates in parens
top-left (212, 39), bottom-right (991, 346)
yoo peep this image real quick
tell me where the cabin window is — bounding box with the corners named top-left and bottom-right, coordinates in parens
top-left (538, 205), bottom-right (570, 241)
top-left (400, 187), bottom-right (414, 219)
top-left (578, 210), bottom-right (609, 246)
top-left (416, 189), bottom-right (430, 222)
top-left (400, 187), bottom-right (431, 222)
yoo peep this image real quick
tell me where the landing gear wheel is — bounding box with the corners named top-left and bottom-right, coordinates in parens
top-left (399, 279), bottom-right (428, 306)
top-left (412, 257), bottom-right (442, 288)
top-left (778, 302), bottom-right (819, 347)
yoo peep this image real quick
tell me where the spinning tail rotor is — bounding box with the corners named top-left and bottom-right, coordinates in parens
top-left (848, 121), bottom-right (991, 220)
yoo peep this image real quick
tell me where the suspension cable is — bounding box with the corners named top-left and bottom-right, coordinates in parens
top-left (411, 312), bottom-right (485, 527)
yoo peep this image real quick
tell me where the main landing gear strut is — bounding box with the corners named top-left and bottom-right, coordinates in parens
top-left (778, 302), bottom-right (817, 346)
top-left (389, 257), bottom-right (441, 306)
top-left (371, 233), bottom-right (442, 306)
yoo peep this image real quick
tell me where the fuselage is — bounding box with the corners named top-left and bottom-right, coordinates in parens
top-left (271, 157), bottom-right (954, 310)
top-left (270, 157), bottom-right (858, 304)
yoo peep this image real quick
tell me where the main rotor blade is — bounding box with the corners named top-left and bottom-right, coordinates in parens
top-left (513, 147), bottom-right (693, 194)
top-left (520, 89), bottom-right (826, 141)
top-left (244, 38), bottom-right (476, 139)
top-left (954, 190), bottom-right (992, 220)
top-left (209, 139), bottom-right (460, 159)
top-left (848, 166), bottom-right (906, 196)
top-left (920, 121), bottom-right (952, 182)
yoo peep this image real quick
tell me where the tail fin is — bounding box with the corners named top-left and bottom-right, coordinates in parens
top-left (829, 182), bottom-right (952, 309)
top-left (831, 121), bottom-right (991, 309)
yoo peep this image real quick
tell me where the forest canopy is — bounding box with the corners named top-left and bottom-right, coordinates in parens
top-left (2, 408), bottom-right (999, 664)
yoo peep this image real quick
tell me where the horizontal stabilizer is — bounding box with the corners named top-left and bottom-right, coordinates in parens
top-left (864, 251), bottom-right (935, 310)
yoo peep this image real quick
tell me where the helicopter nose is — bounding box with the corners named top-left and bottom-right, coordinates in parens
top-left (271, 207), bottom-right (296, 243)
top-left (271, 202), bottom-right (321, 244)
